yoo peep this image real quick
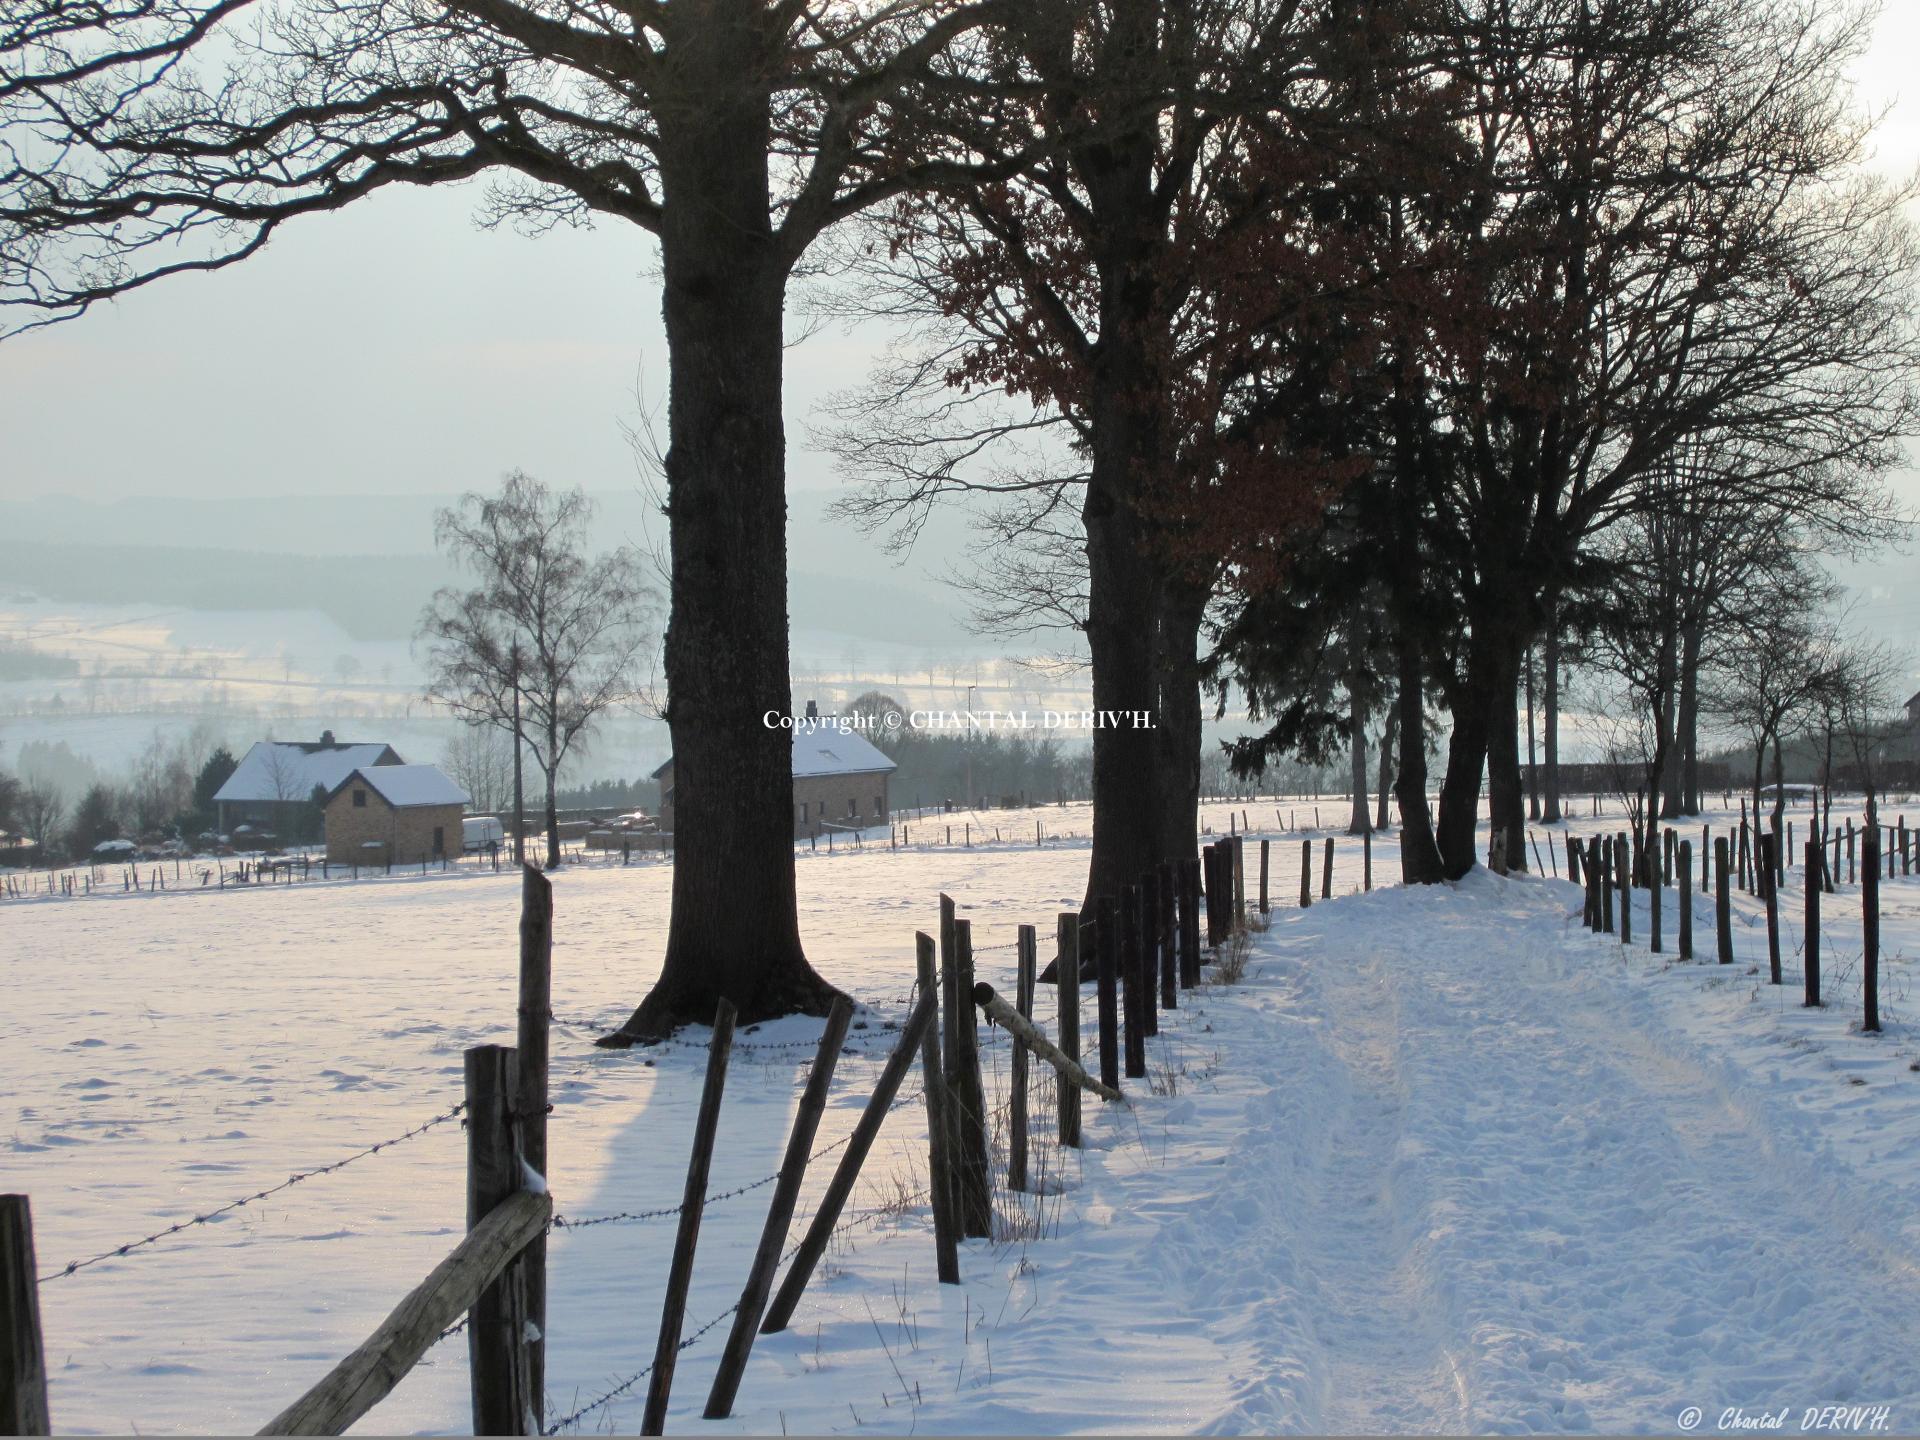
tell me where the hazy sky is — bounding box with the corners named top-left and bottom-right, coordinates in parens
top-left (1, 6), bottom-right (1917, 532)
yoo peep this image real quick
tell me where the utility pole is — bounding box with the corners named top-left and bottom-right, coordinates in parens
top-left (511, 641), bottom-right (526, 868)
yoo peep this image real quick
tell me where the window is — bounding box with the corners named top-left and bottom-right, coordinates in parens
top-left (432, 826), bottom-right (445, 855)
top-left (353, 789), bottom-right (367, 808)
top-left (875, 795), bottom-right (884, 817)
top-left (848, 798), bottom-right (857, 818)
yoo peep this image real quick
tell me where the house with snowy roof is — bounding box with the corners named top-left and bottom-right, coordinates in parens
top-left (651, 701), bottom-right (897, 837)
top-left (213, 731), bottom-right (403, 837)
top-left (321, 763), bottom-right (470, 866)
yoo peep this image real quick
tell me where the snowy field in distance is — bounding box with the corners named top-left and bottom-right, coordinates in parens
top-left (3, 794), bottom-right (1918, 1434)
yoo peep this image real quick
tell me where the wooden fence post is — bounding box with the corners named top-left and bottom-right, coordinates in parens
top-left (1600, 838), bottom-right (1614, 933)
top-left (1617, 836), bottom-right (1631, 945)
top-left (514, 867), bottom-right (551, 1425)
top-left (1158, 861), bottom-right (1177, 1011)
top-left (1363, 830), bottom-right (1372, 891)
top-left (1714, 837), bottom-right (1733, 965)
top-left (1300, 839), bottom-right (1312, 908)
top-left (1, 1195), bottom-right (50, 1435)
top-left (1179, 857), bottom-right (1202, 987)
top-left (1803, 840), bottom-right (1820, 1007)
top-left (1321, 837), bottom-right (1334, 900)
top-left (1056, 914), bottom-right (1082, 1148)
top-left (1863, 833), bottom-right (1880, 1033)
top-left (1200, 844), bottom-right (1219, 946)
top-left (1008, 926), bottom-right (1037, 1192)
top-left (1095, 897), bottom-right (1120, 1092)
top-left (1649, 839), bottom-right (1662, 955)
top-left (1258, 838), bottom-right (1270, 914)
top-left (1568, 837), bottom-right (1582, 888)
top-left (1139, 869), bottom-right (1161, 1037)
top-left (466, 1044), bottom-right (533, 1436)
top-left (760, 992), bottom-right (938, 1335)
top-left (641, 1002), bottom-right (736, 1436)
top-left (704, 997), bottom-right (855, 1418)
top-left (1761, 834), bottom-right (1781, 985)
top-left (1232, 835), bottom-right (1245, 923)
top-left (913, 933), bottom-right (962, 1282)
top-left (1121, 883), bottom-right (1147, 1079)
top-left (1678, 839), bottom-right (1693, 960)
top-left (949, 919), bottom-right (992, 1238)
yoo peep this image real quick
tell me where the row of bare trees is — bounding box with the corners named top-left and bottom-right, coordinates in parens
top-left (6, 0), bottom-right (1915, 1030)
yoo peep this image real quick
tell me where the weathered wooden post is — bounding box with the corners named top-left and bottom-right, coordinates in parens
top-left (0, 1195), bottom-right (50, 1435)
top-left (1139, 869), bottom-right (1161, 1036)
top-left (1863, 832), bottom-right (1880, 1033)
top-left (1056, 913), bottom-right (1082, 1147)
top-left (1321, 837), bottom-right (1334, 900)
top-left (1600, 838), bottom-right (1614, 933)
top-left (1649, 839), bottom-right (1662, 955)
top-left (1714, 837), bottom-right (1733, 965)
top-left (1803, 840), bottom-right (1820, 1007)
top-left (1300, 839), bottom-right (1312, 908)
top-left (466, 1044), bottom-right (533, 1436)
top-left (1568, 834), bottom-right (1582, 888)
top-left (1095, 895), bottom-right (1120, 1096)
top-left (761, 992), bottom-right (937, 1335)
top-left (641, 1002), bottom-right (735, 1436)
top-left (1121, 883), bottom-right (1147, 1078)
top-left (705, 997), bottom-right (856, 1418)
top-left (1232, 835), bottom-right (1246, 923)
top-left (1617, 836), bottom-right (1631, 945)
top-left (1200, 844), bottom-right (1220, 946)
top-left (1258, 838), bottom-right (1270, 914)
top-left (1846, 818), bottom-right (1855, 884)
top-left (1008, 925), bottom-right (1037, 1191)
top-left (950, 920), bottom-right (991, 1237)
top-left (1761, 834), bottom-right (1781, 985)
top-left (1678, 839), bottom-right (1693, 960)
top-left (1179, 857), bottom-right (1202, 987)
top-left (1363, 830), bottom-right (1372, 891)
top-left (911, 935), bottom-right (961, 1282)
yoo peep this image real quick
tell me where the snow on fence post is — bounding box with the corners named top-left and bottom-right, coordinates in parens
top-left (1056, 913), bottom-right (1083, 1148)
top-left (914, 932), bottom-right (963, 1282)
top-left (1157, 861), bottom-right (1177, 1011)
top-left (1121, 882), bottom-right (1147, 1078)
top-left (1863, 833), bottom-right (1881, 1033)
top-left (1300, 840), bottom-right (1313, 909)
top-left (1804, 840), bottom-right (1821, 1007)
top-left (705, 996), bottom-right (856, 1418)
top-left (1179, 857), bottom-right (1202, 988)
top-left (761, 991), bottom-right (938, 1336)
top-left (641, 1000), bottom-right (736, 1436)
top-left (1095, 896), bottom-right (1120, 1093)
top-left (1321, 837), bottom-right (1334, 900)
top-left (466, 1044), bottom-right (534, 1436)
top-left (1008, 925), bottom-right (1037, 1192)
top-left (515, 866), bottom-right (552, 1423)
top-left (947, 919), bottom-right (992, 1239)
top-left (1761, 834), bottom-right (1781, 985)
top-left (1678, 840), bottom-right (1693, 960)
top-left (1714, 838), bottom-right (1733, 965)
top-left (1, 1195), bottom-right (51, 1435)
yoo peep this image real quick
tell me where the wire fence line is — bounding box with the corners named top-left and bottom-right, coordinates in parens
top-left (36, 1099), bottom-right (470, 1284)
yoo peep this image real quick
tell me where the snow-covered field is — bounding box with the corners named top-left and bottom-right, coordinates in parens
top-left (3, 797), bottom-right (1916, 1434)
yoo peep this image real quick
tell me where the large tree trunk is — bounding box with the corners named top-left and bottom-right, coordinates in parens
top-left (1393, 640), bottom-right (1445, 882)
top-left (1524, 645), bottom-right (1539, 821)
top-left (1677, 618), bottom-right (1703, 814)
top-left (1436, 639), bottom-right (1496, 880)
top-left (1486, 654), bottom-right (1526, 872)
top-left (606, 37), bottom-right (835, 1041)
top-left (1542, 599), bottom-right (1561, 822)
top-left (1151, 580), bottom-right (1208, 869)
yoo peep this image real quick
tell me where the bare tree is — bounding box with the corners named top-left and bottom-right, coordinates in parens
top-left (440, 725), bottom-right (514, 816)
top-left (17, 781), bottom-right (63, 865)
top-left (421, 473), bottom-right (655, 871)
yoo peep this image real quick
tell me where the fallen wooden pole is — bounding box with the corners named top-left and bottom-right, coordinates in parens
top-left (972, 984), bottom-right (1124, 1102)
top-left (761, 990), bottom-right (938, 1335)
top-left (258, 1192), bottom-right (550, 1436)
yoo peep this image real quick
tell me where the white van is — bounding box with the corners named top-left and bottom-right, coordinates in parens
top-left (462, 816), bottom-right (505, 853)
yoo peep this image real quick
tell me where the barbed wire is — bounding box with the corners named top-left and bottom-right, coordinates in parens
top-left (38, 1100), bottom-right (469, 1284)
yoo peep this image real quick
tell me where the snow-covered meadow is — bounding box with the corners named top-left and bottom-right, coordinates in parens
top-left (3, 795), bottom-right (1917, 1434)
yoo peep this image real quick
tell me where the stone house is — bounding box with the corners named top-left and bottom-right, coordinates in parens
top-left (651, 706), bottom-right (897, 838)
top-left (323, 764), bottom-right (469, 866)
top-left (214, 731), bottom-right (403, 838)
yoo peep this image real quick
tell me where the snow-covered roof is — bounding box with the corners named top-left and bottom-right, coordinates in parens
top-left (650, 718), bottom-right (897, 781)
top-left (333, 764), bottom-right (469, 810)
top-left (214, 739), bottom-right (400, 804)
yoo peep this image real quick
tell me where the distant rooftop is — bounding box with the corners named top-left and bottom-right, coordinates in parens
top-left (214, 734), bottom-right (402, 805)
top-left (332, 764), bottom-right (469, 810)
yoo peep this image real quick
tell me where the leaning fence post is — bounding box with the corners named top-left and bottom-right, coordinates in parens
top-left (1, 1194), bottom-right (51, 1435)
top-left (1008, 925), bottom-right (1037, 1191)
top-left (1056, 913), bottom-right (1083, 1148)
top-left (466, 1044), bottom-right (532, 1436)
top-left (641, 1001), bottom-right (736, 1436)
top-left (911, 933), bottom-right (962, 1281)
top-left (704, 997), bottom-right (854, 1418)
top-left (1804, 840), bottom-right (1821, 1007)
top-left (760, 992), bottom-right (937, 1335)
top-left (1863, 833), bottom-right (1880, 1033)
top-left (1678, 839), bottom-right (1693, 960)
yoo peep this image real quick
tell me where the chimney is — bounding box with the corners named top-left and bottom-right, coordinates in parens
top-left (804, 700), bottom-right (819, 721)
top-left (319, 729), bottom-right (336, 747)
